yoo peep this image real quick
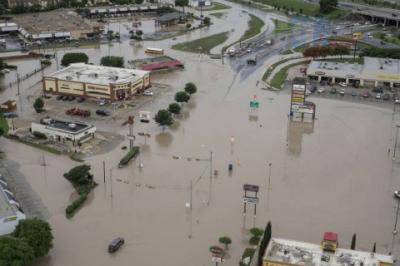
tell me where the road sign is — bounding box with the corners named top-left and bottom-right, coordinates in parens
top-left (243, 184), bottom-right (259, 192)
top-left (209, 246), bottom-right (225, 256)
top-left (243, 196), bottom-right (259, 204)
top-left (127, 134), bottom-right (136, 140)
top-left (250, 101), bottom-right (259, 108)
top-left (211, 256), bottom-right (224, 263)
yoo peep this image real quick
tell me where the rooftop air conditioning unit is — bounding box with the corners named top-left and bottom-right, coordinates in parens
top-left (68, 123), bottom-right (77, 129)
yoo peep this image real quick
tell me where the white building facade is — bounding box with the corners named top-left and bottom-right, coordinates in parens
top-left (31, 118), bottom-right (96, 146)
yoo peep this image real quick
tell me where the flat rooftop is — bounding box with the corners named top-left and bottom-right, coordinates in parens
top-left (307, 57), bottom-right (400, 82)
top-left (307, 60), bottom-right (363, 79)
top-left (11, 10), bottom-right (93, 35)
top-left (39, 118), bottom-right (94, 135)
top-left (265, 238), bottom-right (393, 266)
top-left (46, 63), bottom-right (149, 86)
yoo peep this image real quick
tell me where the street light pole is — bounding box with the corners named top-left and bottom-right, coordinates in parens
top-left (109, 168), bottom-right (113, 198)
top-left (268, 163), bottom-right (272, 189)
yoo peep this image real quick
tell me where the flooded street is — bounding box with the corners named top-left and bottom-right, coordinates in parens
top-left (0, 2), bottom-right (399, 266)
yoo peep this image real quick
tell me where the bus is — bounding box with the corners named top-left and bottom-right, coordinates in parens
top-left (145, 47), bottom-right (164, 55)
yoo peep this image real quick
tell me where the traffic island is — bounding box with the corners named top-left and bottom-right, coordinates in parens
top-left (119, 146), bottom-right (140, 168)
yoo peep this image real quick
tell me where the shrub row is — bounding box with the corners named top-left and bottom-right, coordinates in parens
top-left (66, 193), bottom-right (88, 218)
top-left (119, 146), bottom-right (140, 167)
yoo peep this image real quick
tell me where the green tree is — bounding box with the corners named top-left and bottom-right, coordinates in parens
top-left (184, 82), bottom-right (197, 94)
top-left (13, 218), bottom-right (53, 258)
top-left (0, 127), bottom-right (4, 137)
top-left (100, 56), bottom-right (124, 68)
top-left (64, 164), bottom-right (93, 185)
top-left (61, 52), bottom-right (89, 66)
top-left (319, 0), bottom-right (337, 13)
top-left (154, 109), bottom-right (173, 129)
top-left (135, 0), bottom-right (144, 4)
top-left (33, 97), bottom-right (44, 113)
top-left (175, 91), bottom-right (190, 104)
top-left (203, 16), bottom-right (211, 25)
top-left (175, 0), bottom-right (188, 12)
top-left (218, 236), bottom-right (232, 249)
top-left (250, 227), bottom-right (264, 238)
top-left (168, 102), bottom-right (181, 115)
top-left (0, 237), bottom-right (35, 266)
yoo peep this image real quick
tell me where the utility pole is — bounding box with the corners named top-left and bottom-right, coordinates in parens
top-left (16, 72), bottom-right (20, 96)
top-left (394, 199), bottom-right (400, 235)
top-left (353, 39), bottom-right (358, 62)
top-left (209, 151), bottom-right (213, 180)
top-left (103, 161), bottom-right (106, 183)
top-left (268, 163), bottom-right (272, 189)
top-left (190, 179), bottom-right (193, 211)
top-left (109, 169), bottom-right (113, 198)
top-left (393, 125), bottom-right (399, 160)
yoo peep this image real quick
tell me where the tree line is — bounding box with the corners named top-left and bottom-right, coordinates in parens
top-left (302, 45), bottom-right (350, 58)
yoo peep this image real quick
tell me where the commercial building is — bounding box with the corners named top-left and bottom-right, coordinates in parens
top-left (43, 63), bottom-right (150, 101)
top-left (0, 176), bottom-right (25, 236)
top-left (307, 57), bottom-right (400, 88)
top-left (31, 118), bottom-right (96, 146)
top-left (12, 10), bottom-right (100, 40)
top-left (0, 22), bottom-right (18, 34)
top-left (263, 234), bottom-right (393, 266)
top-left (87, 4), bottom-right (162, 18)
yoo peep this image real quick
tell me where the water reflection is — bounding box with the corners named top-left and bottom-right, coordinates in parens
top-left (155, 132), bottom-right (173, 148)
top-left (286, 119), bottom-right (315, 156)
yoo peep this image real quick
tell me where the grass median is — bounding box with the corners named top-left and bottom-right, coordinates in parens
top-left (0, 113), bottom-right (9, 135)
top-left (273, 19), bottom-right (294, 34)
top-left (270, 61), bottom-right (308, 88)
top-left (211, 2), bottom-right (231, 10)
top-left (222, 13), bottom-right (264, 53)
top-left (252, 0), bottom-right (319, 16)
top-left (172, 31), bottom-right (230, 54)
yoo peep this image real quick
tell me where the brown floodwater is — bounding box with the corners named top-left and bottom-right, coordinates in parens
top-left (1, 2), bottom-right (399, 265)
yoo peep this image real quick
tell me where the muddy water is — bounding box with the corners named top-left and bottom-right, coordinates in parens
top-left (0, 3), bottom-right (399, 266)
top-left (1, 52), bottom-right (399, 266)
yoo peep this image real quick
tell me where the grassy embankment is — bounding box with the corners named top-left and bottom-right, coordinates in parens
top-left (270, 61), bottom-right (309, 88)
top-left (272, 19), bottom-right (295, 34)
top-left (209, 12), bottom-right (225, 18)
top-left (222, 13), bottom-right (265, 53)
top-left (172, 31), bottom-right (230, 54)
top-left (210, 2), bottom-right (231, 10)
top-left (0, 114), bottom-right (9, 135)
top-left (373, 32), bottom-right (400, 46)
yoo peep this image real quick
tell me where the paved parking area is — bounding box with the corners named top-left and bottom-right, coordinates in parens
top-left (300, 82), bottom-right (400, 108)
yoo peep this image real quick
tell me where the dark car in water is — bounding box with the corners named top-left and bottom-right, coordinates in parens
top-left (330, 88), bottom-right (336, 94)
top-left (351, 91), bottom-right (357, 97)
top-left (96, 109), bottom-right (110, 116)
top-left (108, 238), bottom-right (124, 253)
top-left (383, 93), bottom-right (391, 101)
top-left (77, 97), bottom-right (85, 103)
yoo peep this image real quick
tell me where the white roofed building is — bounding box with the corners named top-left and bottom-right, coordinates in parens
top-left (306, 57), bottom-right (400, 88)
top-left (43, 63), bottom-right (150, 101)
